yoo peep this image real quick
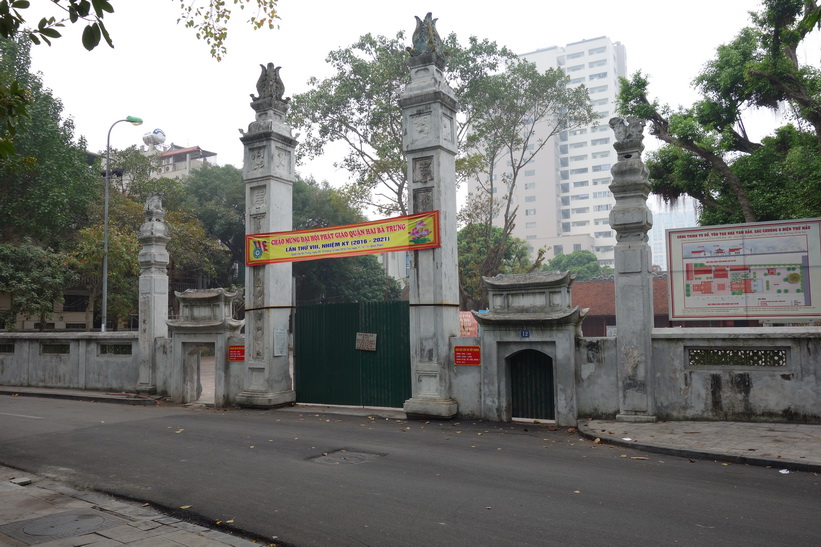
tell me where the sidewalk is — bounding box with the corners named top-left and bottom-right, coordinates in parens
top-left (0, 466), bottom-right (263, 546)
top-left (578, 419), bottom-right (821, 472)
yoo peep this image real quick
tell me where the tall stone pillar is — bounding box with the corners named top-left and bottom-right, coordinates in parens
top-left (608, 117), bottom-right (656, 422)
top-left (236, 63), bottom-right (296, 408)
top-left (399, 14), bottom-right (459, 419)
top-left (136, 194), bottom-right (170, 393)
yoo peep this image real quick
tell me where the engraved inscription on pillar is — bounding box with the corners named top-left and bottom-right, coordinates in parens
top-left (275, 148), bottom-right (291, 175)
top-left (413, 156), bottom-right (434, 184)
top-left (251, 215), bottom-right (264, 235)
top-left (442, 114), bottom-right (454, 143)
top-left (251, 186), bottom-right (266, 215)
top-left (411, 112), bottom-right (432, 144)
top-left (250, 147), bottom-right (265, 172)
top-left (413, 188), bottom-right (433, 213)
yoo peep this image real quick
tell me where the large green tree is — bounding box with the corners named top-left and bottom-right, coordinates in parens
top-left (618, 0), bottom-right (821, 225)
top-left (0, 36), bottom-right (97, 245)
top-left (542, 250), bottom-right (613, 281)
top-left (457, 224), bottom-right (535, 310)
top-left (288, 32), bottom-right (517, 216)
top-left (0, 239), bottom-right (76, 330)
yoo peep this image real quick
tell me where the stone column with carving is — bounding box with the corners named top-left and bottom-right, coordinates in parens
top-left (608, 117), bottom-right (656, 422)
top-left (236, 63), bottom-right (296, 408)
top-left (399, 14), bottom-right (459, 419)
top-left (136, 194), bottom-right (170, 393)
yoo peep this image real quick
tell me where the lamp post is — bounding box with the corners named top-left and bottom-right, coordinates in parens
top-left (102, 116), bottom-right (143, 333)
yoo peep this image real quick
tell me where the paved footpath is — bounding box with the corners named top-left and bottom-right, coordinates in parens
top-left (578, 419), bottom-right (821, 472)
top-left (0, 465), bottom-right (264, 546)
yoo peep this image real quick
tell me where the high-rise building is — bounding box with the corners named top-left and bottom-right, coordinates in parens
top-left (468, 36), bottom-right (627, 266)
top-left (648, 198), bottom-right (699, 271)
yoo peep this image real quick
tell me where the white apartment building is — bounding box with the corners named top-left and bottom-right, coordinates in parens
top-left (648, 198), bottom-right (698, 271)
top-left (469, 36), bottom-right (627, 266)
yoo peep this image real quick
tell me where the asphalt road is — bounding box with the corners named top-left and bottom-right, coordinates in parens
top-left (1, 396), bottom-right (819, 546)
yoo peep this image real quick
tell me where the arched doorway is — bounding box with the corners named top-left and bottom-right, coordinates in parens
top-left (509, 349), bottom-right (554, 420)
top-left (182, 343), bottom-right (215, 404)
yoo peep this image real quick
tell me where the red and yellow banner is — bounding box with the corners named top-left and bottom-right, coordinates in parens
top-left (246, 211), bottom-right (440, 266)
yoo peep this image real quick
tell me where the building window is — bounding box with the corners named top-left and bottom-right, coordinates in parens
top-left (591, 98), bottom-right (608, 106)
top-left (526, 235), bottom-right (537, 240)
top-left (571, 207), bottom-right (589, 214)
top-left (589, 72), bottom-right (608, 81)
top-left (573, 181), bottom-right (589, 187)
top-left (595, 231), bottom-right (613, 238)
top-left (592, 177), bottom-right (611, 185)
top-left (561, 196), bottom-right (570, 206)
top-left (592, 150), bottom-right (610, 159)
top-left (569, 168), bottom-right (588, 175)
top-left (525, 209), bottom-right (537, 216)
top-left (566, 64), bottom-right (584, 72)
top-left (62, 294), bottom-right (88, 312)
top-left (560, 183), bottom-right (570, 193)
top-left (526, 222), bottom-right (537, 228)
top-left (571, 220), bottom-right (589, 227)
top-left (591, 138), bottom-right (610, 146)
top-left (524, 182), bottom-right (535, 190)
top-left (525, 196), bottom-right (536, 203)
top-left (569, 77), bottom-right (584, 85)
top-left (592, 163), bottom-right (611, 172)
top-left (593, 191), bottom-right (613, 198)
top-left (560, 170), bottom-right (569, 180)
top-left (588, 46), bottom-right (606, 55)
top-left (524, 169), bottom-right (536, 176)
top-left (569, 141), bottom-right (587, 149)
top-left (588, 59), bottom-right (607, 68)
top-left (561, 222), bottom-right (571, 232)
top-left (595, 218), bottom-right (610, 225)
top-left (569, 154), bottom-right (587, 162)
top-left (567, 51), bottom-right (584, 59)
top-left (588, 85), bottom-right (608, 93)
top-left (594, 204), bottom-right (612, 212)
top-left (554, 245), bottom-right (564, 255)
top-left (569, 128), bottom-right (587, 136)
top-left (571, 194), bottom-right (589, 200)
top-left (595, 110), bottom-right (609, 118)
top-left (573, 243), bottom-right (582, 251)
top-left (594, 245), bottom-right (614, 253)
top-left (591, 124), bottom-right (610, 132)
top-left (561, 209), bottom-right (571, 219)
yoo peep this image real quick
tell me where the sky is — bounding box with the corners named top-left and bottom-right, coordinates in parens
top-left (26, 0), bottom-right (815, 189)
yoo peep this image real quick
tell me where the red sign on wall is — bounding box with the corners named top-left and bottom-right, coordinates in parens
top-left (454, 345), bottom-right (481, 366)
top-left (228, 345), bottom-right (245, 361)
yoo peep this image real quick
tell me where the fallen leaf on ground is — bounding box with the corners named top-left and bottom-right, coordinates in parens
top-left (175, 429), bottom-right (184, 434)
top-left (180, 505), bottom-right (192, 509)
top-left (574, 490), bottom-right (581, 494)
top-left (594, 438), bottom-right (602, 444)
top-left (631, 457), bottom-right (649, 460)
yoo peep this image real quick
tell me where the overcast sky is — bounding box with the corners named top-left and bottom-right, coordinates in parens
top-left (27, 0), bottom-right (816, 187)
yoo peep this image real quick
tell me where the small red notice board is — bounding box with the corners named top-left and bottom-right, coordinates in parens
top-left (228, 345), bottom-right (245, 361)
top-left (454, 345), bottom-right (481, 366)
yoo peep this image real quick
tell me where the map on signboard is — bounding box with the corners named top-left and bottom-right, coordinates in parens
top-left (667, 219), bottom-right (821, 320)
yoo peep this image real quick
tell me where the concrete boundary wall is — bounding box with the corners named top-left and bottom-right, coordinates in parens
top-left (0, 332), bottom-right (139, 391)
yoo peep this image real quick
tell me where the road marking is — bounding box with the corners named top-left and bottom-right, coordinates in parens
top-left (0, 412), bottom-right (44, 419)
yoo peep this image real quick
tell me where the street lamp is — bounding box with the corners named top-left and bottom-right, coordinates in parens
top-left (102, 116), bottom-right (143, 333)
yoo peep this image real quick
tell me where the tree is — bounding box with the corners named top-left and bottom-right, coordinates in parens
top-left (289, 32), bottom-right (517, 216)
top-left (0, 36), bottom-right (97, 246)
top-left (457, 224), bottom-right (535, 310)
top-left (292, 176), bottom-right (401, 304)
top-left (542, 250), bottom-right (613, 281)
top-left (617, 0), bottom-right (821, 225)
top-left (458, 59), bottom-right (596, 306)
top-left (0, 239), bottom-right (76, 330)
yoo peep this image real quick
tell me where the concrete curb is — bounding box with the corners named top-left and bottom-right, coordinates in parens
top-left (577, 422), bottom-right (821, 473)
top-left (0, 387), bottom-right (157, 406)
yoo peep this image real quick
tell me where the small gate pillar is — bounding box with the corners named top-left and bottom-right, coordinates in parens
top-left (399, 15), bottom-right (460, 419)
top-left (236, 63), bottom-right (297, 408)
top-left (608, 117), bottom-right (657, 422)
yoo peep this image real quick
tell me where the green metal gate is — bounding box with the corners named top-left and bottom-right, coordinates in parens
top-left (510, 349), bottom-right (555, 420)
top-left (294, 301), bottom-right (411, 408)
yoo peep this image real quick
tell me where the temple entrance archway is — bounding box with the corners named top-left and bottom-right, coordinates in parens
top-left (509, 349), bottom-right (555, 420)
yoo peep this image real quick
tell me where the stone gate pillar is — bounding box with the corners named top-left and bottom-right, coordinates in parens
top-left (236, 63), bottom-right (296, 408)
top-left (399, 14), bottom-right (459, 419)
top-left (608, 117), bottom-right (656, 422)
top-left (136, 194), bottom-right (169, 393)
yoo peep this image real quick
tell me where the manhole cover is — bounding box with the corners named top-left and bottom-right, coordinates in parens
top-left (310, 449), bottom-right (384, 465)
top-left (0, 509), bottom-right (128, 545)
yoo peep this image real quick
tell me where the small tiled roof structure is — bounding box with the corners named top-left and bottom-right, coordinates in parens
top-left (571, 277), bottom-right (670, 336)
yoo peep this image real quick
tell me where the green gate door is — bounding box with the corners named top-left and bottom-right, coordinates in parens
top-left (294, 301), bottom-right (411, 408)
top-left (510, 349), bottom-right (555, 420)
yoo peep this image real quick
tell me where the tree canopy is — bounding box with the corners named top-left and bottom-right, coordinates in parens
top-left (542, 250), bottom-right (613, 281)
top-left (617, 0), bottom-right (821, 225)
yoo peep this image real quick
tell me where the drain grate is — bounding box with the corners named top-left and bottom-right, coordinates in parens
top-left (0, 508), bottom-right (128, 545)
top-left (310, 449), bottom-right (384, 465)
